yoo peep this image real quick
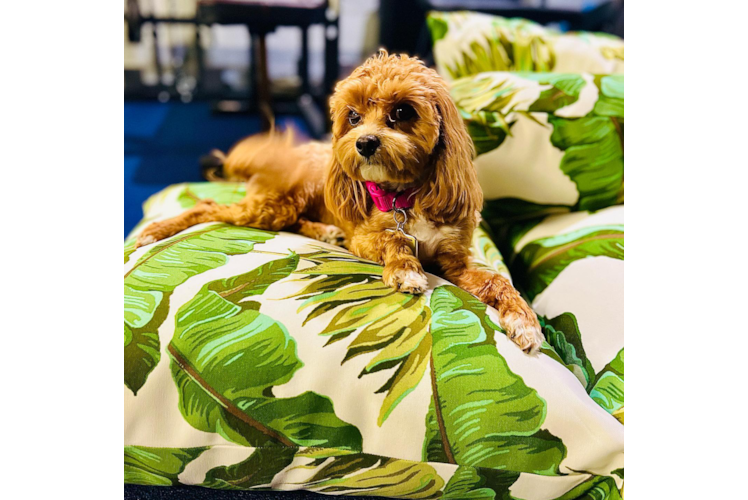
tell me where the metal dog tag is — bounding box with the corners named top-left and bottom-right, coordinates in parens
top-left (387, 207), bottom-right (419, 258)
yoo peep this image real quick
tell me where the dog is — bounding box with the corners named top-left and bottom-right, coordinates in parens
top-left (135, 51), bottom-right (544, 353)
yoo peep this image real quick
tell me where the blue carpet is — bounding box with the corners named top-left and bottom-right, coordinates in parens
top-left (124, 102), bottom-right (308, 237)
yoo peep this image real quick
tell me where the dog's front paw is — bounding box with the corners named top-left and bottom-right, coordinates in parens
top-left (499, 303), bottom-right (544, 355)
top-left (318, 225), bottom-right (347, 247)
top-left (136, 234), bottom-right (157, 248)
top-left (135, 223), bottom-right (169, 248)
top-left (383, 263), bottom-right (428, 294)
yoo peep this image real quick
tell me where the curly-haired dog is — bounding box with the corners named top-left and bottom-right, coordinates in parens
top-left (136, 51), bottom-right (544, 353)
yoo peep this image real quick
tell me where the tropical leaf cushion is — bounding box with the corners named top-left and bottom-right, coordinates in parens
top-left (506, 205), bottom-right (624, 423)
top-left (427, 11), bottom-right (624, 81)
top-left (451, 71), bottom-right (624, 221)
top-left (124, 183), bottom-right (623, 499)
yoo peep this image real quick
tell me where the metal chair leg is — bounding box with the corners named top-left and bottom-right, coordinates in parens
top-left (255, 32), bottom-right (273, 131)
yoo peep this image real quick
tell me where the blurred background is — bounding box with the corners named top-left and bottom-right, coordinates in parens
top-left (124, 0), bottom-right (623, 236)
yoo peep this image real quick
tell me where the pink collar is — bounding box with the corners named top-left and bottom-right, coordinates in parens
top-left (365, 181), bottom-right (418, 212)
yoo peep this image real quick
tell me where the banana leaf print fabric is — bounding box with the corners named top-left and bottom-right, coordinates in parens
top-left (506, 206), bottom-right (624, 424)
top-left (125, 183), bottom-right (623, 499)
top-left (427, 11), bottom-right (624, 81)
top-left (451, 71), bottom-right (624, 221)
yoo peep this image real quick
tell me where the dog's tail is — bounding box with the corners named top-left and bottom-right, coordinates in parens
top-left (200, 149), bottom-right (227, 181)
top-left (204, 129), bottom-right (304, 188)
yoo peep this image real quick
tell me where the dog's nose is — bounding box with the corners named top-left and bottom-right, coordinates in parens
top-left (356, 135), bottom-right (381, 158)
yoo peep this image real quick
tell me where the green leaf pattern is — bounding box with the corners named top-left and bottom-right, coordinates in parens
top-left (427, 11), bottom-right (624, 81)
top-left (125, 183), bottom-right (623, 498)
top-left (510, 208), bottom-right (625, 423)
top-left (590, 349), bottom-right (624, 414)
top-left (125, 446), bottom-right (208, 486)
top-left (124, 224), bottom-right (274, 394)
top-left (515, 225), bottom-right (624, 302)
top-left (169, 254), bottom-right (363, 450)
top-left (426, 286), bottom-right (566, 475)
top-left (451, 72), bottom-right (624, 219)
top-left (471, 223), bottom-right (511, 278)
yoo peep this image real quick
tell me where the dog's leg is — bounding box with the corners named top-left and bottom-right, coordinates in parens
top-left (135, 193), bottom-right (302, 248)
top-left (436, 245), bottom-right (544, 354)
top-left (351, 230), bottom-right (428, 294)
top-left (135, 199), bottom-right (224, 247)
top-left (294, 218), bottom-right (347, 247)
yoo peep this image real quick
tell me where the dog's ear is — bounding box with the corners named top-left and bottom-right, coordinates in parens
top-left (325, 159), bottom-right (371, 223)
top-left (417, 78), bottom-right (483, 224)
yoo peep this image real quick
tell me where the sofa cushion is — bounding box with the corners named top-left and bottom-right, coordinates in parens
top-left (124, 183), bottom-right (623, 498)
top-left (451, 71), bottom-right (624, 221)
top-left (508, 205), bottom-right (624, 420)
top-left (427, 11), bottom-right (624, 81)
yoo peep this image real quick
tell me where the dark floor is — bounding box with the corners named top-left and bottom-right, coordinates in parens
top-left (124, 484), bottom-right (389, 500)
top-left (124, 101), bottom-right (309, 237)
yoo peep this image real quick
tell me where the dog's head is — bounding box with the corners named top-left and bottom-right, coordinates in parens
top-left (325, 50), bottom-right (480, 224)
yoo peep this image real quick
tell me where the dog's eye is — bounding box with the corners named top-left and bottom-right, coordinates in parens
top-left (391, 104), bottom-right (416, 122)
top-left (348, 110), bottom-right (361, 126)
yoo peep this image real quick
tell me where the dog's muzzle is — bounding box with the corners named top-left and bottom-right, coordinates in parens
top-left (356, 135), bottom-right (380, 158)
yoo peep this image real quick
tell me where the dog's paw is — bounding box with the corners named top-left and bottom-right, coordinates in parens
top-left (318, 225), bottom-right (347, 247)
top-left (384, 265), bottom-right (428, 294)
top-left (499, 307), bottom-right (544, 355)
top-left (136, 234), bottom-right (157, 248)
top-left (135, 223), bottom-right (168, 248)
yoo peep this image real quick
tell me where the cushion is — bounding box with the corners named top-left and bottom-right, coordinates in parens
top-left (507, 205), bottom-right (624, 421)
top-left (125, 183), bottom-right (623, 498)
top-left (450, 71), bottom-right (624, 221)
top-left (427, 11), bottom-right (624, 81)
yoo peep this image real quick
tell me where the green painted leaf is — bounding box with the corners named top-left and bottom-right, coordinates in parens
top-left (291, 248), bottom-right (432, 426)
top-left (590, 349), bottom-right (624, 414)
top-left (124, 224), bottom-right (274, 395)
top-left (452, 76), bottom-right (524, 155)
top-left (471, 224), bottom-right (510, 277)
top-left (590, 372), bottom-right (624, 414)
top-left (465, 115), bottom-right (513, 155)
top-left (540, 313), bottom-right (595, 390)
top-left (516, 225), bottom-right (624, 302)
top-left (552, 475), bottom-right (622, 500)
top-left (432, 13), bottom-right (556, 78)
top-left (593, 75), bottom-right (624, 117)
top-left (426, 286), bottom-right (566, 474)
top-left (177, 182), bottom-right (247, 209)
top-left (201, 447), bottom-right (297, 490)
top-left (612, 468), bottom-right (623, 479)
top-left (443, 466), bottom-right (497, 500)
top-left (123, 290), bottom-right (171, 395)
top-left (549, 114), bottom-right (623, 212)
top-left (427, 15), bottom-right (449, 43)
top-left (169, 257), bottom-right (362, 450)
top-left (124, 238), bottom-right (137, 264)
top-left (296, 454), bottom-right (445, 498)
top-left (442, 466), bottom-right (520, 500)
top-left (451, 70), bottom-right (623, 217)
top-left (526, 73), bottom-right (587, 113)
top-left (612, 407), bottom-right (624, 424)
top-left (207, 252), bottom-right (299, 304)
top-left (124, 446), bottom-right (208, 486)
top-left (482, 198), bottom-right (571, 230)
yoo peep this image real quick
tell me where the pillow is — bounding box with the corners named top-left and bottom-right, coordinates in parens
top-left (427, 11), bottom-right (624, 81)
top-left (125, 183), bottom-right (623, 498)
top-left (507, 205), bottom-right (624, 421)
top-left (450, 71), bottom-right (624, 221)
